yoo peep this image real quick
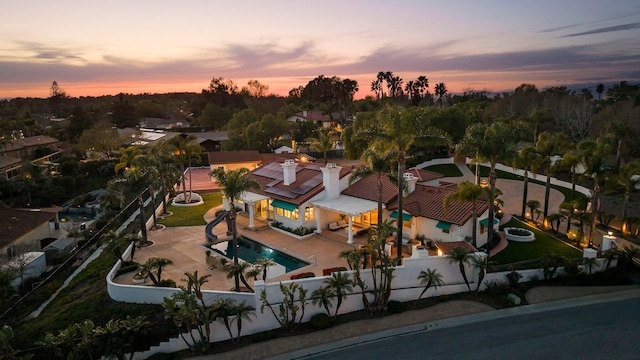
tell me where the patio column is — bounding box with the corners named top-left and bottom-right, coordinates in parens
top-left (248, 202), bottom-right (255, 229)
top-left (347, 217), bottom-right (354, 244)
top-left (314, 206), bottom-right (322, 233)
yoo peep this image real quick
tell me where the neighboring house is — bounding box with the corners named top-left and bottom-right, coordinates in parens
top-left (0, 208), bottom-right (57, 257)
top-left (118, 129), bottom-right (228, 152)
top-left (286, 110), bottom-right (331, 128)
top-left (208, 150), bottom-right (263, 172)
top-left (274, 145), bottom-right (294, 154)
top-left (0, 135), bottom-right (63, 181)
top-left (139, 117), bottom-right (188, 130)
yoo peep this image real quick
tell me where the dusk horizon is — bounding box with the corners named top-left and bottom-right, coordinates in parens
top-left (2, 0), bottom-right (640, 99)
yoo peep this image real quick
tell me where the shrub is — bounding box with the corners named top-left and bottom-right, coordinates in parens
top-left (387, 300), bottom-right (406, 314)
top-left (309, 313), bottom-right (332, 330)
top-left (505, 270), bottom-right (522, 288)
top-left (251, 330), bottom-right (277, 343)
top-left (157, 279), bottom-right (177, 288)
top-left (322, 267), bottom-right (348, 276)
top-left (290, 272), bottom-right (315, 280)
top-left (485, 280), bottom-right (510, 296)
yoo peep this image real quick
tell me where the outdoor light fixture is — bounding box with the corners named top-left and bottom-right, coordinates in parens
top-left (608, 231), bottom-right (613, 236)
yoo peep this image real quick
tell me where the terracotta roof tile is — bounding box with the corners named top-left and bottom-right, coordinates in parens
top-left (208, 150), bottom-right (261, 164)
top-left (341, 174), bottom-right (398, 204)
top-left (388, 184), bottom-right (488, 225)
top-left (406, 168), bottom-right (444, 182)
top-left (435, 241), bottom-right (477, 254)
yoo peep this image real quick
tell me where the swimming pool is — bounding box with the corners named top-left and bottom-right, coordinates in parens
top-left (211, 236), bottom-right (310, 272)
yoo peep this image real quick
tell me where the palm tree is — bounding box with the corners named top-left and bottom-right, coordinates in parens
top-left (618, 160), bottom-right (640, 221)
top-left (102, 230), bottom-right (126, 263)
top-left (139, 257), bottom-right (173, 286)
top-left (311, 285), bottom-right (336, 317)
top-left (307, 128), bottom-right (334, 164)
top-left (535, 131), bottom-right (568, 218)
top-left (583, 257), bottom-right (598, 275)
top-left (362, 104), bottom-right (450, 259)
top-left (617, 246), bottom-right (640, 270)
top-left (169, 134), bottom-right (202, 204)
top-left (444, 181), bottom-right (488, 248)
top-left (324, 271), bottom-right (354, 318)
top-left (595, 84), bottom-right (605, 100)
top-left (417, 268), bottom-right (444, 299)
top-left (255, 258), bottom-right (276, 281)
top-left (577, 137), bottom-right (610, 245)
top-left (602, 249), bottom-right (618, 271)
top-left (545, 213), bottom-right (567, 232)
top-left (447, 246), bottom-right (473, 291)
top-left (526, 200), bottom-right (541, 221)
top-left (434, 82), bottom-right (447, 107)
top-left (457, 121), bottom-right (522, 257)
top-left (149, 139), bottom-right (181, 215)
top-left (471, 255), bottom-right (492, 292)
top-left (513, 144), bottom-right (537, 218)
top-left (348, 147), bottom-right (396, 226)
top-left (555, 150), bottom-right (581, 232)
top-left (226, 262), bottom-right (254, 292)
top-left (210, 167), bottom-right (259, 292)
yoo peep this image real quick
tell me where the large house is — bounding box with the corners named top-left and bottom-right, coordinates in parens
top-left (223, 159), bottom-right (494, 248)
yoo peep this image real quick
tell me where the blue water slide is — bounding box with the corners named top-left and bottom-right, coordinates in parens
top-left (204, 210), bottom-right (228, 243)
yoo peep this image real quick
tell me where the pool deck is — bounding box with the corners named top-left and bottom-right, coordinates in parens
top-left (112, 209), bottom-right (374, 291)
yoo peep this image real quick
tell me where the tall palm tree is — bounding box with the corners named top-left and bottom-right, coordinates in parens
top-left (577, 137), bottom-right (610, 244)
top-left (417, 268), bottom-right (444, 299)
top-left (210, 167), bottom-right (259, 292)
top-left (447, 246), bottom-right (472, 291)
top-left (434, 82), bottom-right (447, 108)
top-left (149, 139), bottom-right (181, 215)
top-left (555, 149), bottom-right (581, 232)
top-left (535, 131), bottom-right (568, 218)
top-left (348, 147), bottom-right (396, 226)
top-left (362, 104), bottom-right (450, 259)
top-left (457, 121), bottom-right (522, 257)
top-left (169, 134), bottom-right (202, 203)
top-left (444, 181), bottom-right (488, 247)
top-left (512, 144), bottom-right (537, 218)
top-left (618, 160), bottom-right (640, 221)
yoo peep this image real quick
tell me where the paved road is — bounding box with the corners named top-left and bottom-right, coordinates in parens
top-left (277, 292), bottom-right (639, 360)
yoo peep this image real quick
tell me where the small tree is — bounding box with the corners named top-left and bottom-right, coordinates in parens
top-left (324, 271), bottom-right (354, 318)
top-left (471, 255), bottom-right (492, 292)
top-left (226, 262), bottom-right (254, 292)
top-left (447, 246), bottom-right (473, 291)
top-left (311, 285), bottom-right (336, 317)
top-left (260, 282), bottom-right (308, 332)
top-left (417, 268), bottom-right (444, 299)
top-left (583, 257), bottom-right (598, 275)
top-left (525, 200), bottom-right (541, 221)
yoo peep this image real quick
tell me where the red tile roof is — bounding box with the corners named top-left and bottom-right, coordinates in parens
top-left (435, 241), bottom-right (477, 254)
top-left (248, 161), bottom-right (350, 205)
top-left (208, 150), bottom-right (261, 164)
top-left (406, 168), bottom-right (444, 182)
top-left (388, 184), bottom-right (488, 225)
top-left (341, 174), bottom-right (398, 204)
top-left (0, 208), bottom-right (55, 249)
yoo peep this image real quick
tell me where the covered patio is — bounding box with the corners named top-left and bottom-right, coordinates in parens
top-left (311, 195), bottom-right (379, 244)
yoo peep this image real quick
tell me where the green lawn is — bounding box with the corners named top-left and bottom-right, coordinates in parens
top-left (470, 165), bottom-right (586, 202)
top-left (424, 164), bottom-right (463, 177)
top-left (491, 217), bottom-right (582, 265)
top-left (158, 192), bottom-right (222, 227)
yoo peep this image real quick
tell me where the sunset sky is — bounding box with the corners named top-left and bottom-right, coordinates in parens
top-left (1, 0), bottom-right (639, 99)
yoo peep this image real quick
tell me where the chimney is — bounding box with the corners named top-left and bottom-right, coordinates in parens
top-left (282, 159), bottom-right (297, 186)
top-left (403, 172), bottom-right (418, 195)
top-left (321, 163), bottom-right (342, 199)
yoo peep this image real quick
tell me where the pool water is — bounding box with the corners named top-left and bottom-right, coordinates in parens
top-left (212, 236), bottom-right (309, 272)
